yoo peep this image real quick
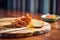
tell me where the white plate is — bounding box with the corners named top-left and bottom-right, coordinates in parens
top-left (41, 15), bottom-right (60, 19)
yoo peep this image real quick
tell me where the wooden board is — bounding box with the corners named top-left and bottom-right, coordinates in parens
top-left (0, 22), bottom-right (51, 37)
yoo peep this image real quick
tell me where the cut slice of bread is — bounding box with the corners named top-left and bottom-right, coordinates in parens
top-left (30, 19), bottom-right (44, 27)
top-left (0, 22), bottom-right (11, 28)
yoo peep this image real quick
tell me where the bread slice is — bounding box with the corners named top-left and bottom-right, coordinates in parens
top-left (0, 22), bottom-right (11, 28)
top-left (30, 19), bottom-right (44, 28)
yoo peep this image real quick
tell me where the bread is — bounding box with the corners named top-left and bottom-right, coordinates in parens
top-left (30, 19), bottom-right (44, 28)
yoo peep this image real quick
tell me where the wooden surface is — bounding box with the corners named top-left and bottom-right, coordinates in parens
top-left (0, 10), bottom-right (60, 40)
top-left (0, 22), bottom-right (51, 37)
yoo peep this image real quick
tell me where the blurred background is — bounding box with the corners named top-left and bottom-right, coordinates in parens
top-left (0, 0), bottom-right (60, 17)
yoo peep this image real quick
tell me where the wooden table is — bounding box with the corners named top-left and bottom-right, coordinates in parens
top-left (0, 10), bottom-right (60, 40)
